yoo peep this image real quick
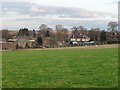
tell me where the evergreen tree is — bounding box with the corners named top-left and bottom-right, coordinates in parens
top-left (18, 28), bottom-right (29, 36)
top-left (37, 36), bottom-right (43, 46)
top-left (100, 30), bottom-right (106, 44)
top-left (46, 30), bottom-right (50, 37)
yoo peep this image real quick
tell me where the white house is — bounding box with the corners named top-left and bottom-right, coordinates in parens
top-left (70, 34), bottom-right (90, 42)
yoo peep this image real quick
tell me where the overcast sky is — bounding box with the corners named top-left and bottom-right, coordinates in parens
top-left (1, 0), bottom-right (119, 30)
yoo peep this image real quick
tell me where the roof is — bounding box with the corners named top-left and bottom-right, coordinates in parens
top-left (16, 38), bottom-right (29, 43)
top-left (8, 39), bottom-right (17, 42)
top-left (71, 34), bottom-right (90, 39)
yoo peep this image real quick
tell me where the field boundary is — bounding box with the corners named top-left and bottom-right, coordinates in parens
top-left (14, 44), bottom-right (119, 51)
top-left (1, 44), bottom-right (119, 52)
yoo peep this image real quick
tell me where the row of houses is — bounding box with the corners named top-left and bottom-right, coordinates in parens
top-left (0, 33), bottom-right (90, 50)
top-left (0, 30), bottom-right (119, 50)
top-left (0, 37), bottom-right (36, 50)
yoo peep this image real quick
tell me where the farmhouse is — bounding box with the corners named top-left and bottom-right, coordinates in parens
top-left (16, 37), bottom-right (36, 48)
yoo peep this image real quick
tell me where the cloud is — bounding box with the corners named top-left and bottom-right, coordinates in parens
top-left (31, 6), bottom-right (46, 13)
top-left (2, 2), bottom-right (116, 18)
top-left (110, 0), bottom-right (119, 4)
top-left (1, 2), bottom-right (117, 30)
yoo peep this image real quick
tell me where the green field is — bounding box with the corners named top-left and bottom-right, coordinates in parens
top-left (2, 47), bottom-right (118, 88)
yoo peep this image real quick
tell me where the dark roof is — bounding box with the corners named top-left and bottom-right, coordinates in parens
top-left (71, 34), bottom-right (89, 39)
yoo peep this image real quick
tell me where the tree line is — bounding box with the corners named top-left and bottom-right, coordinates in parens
top-left (1, 21), bottom-right (119, 46)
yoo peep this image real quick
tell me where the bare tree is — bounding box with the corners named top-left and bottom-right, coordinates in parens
top-left (88, 28), bottom-right (101, 43)
top-left (39, 24), bottom-right (48, 31)
top-left (2, 29), bottom-right (12, 41)
top-left (71, 26), bottom-right (79, 37)
top-left (56, 25), bottom-right (63, 31)
top-left (108, 22), bottom-right (118, 31)
top-left (38, 24), bottom-right (48, 37)
top-left (55, 25), bottom-right (69, 46)
top-left (78, 26), bottom-right (88, 35)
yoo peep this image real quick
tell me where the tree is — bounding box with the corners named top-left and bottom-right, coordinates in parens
top-left (18, 28), bottom-right (29, 36)
top-left (37, 36), bottom-right (43, 46)
top-left (2, 29), bottom-right (12, 41)
top-left (56, 25), bottom-right (63, 42)
top-left (71, 26), bottom-right (78, 31)
top-left (56, 27), bottom-right (69, 41)
top-left (108, 22), bottom-right (118, 31)
top-left (38, 24), bottom-right (49, 37)
top-left (55, 25), bottom-right (69, 46)
top-left (78, 26), bottom-right (88, 35)
top-left (56, 25), bottom-right (63, 31)
top-left (39, 24), bottom-right (48, 31)
top-left (100, 30), bottom-right (106, 44)
top-left (88, 28), bottom-right (100, 42)
top-left (71, 26), bottom-right (79, 37)
top-left (71, 26), bottom-right (88, 37)
top-left (16, 44), bottom-right (19, 49)
top-left (33, 29), bottom-right (36, 37)
top-left (46, 30), bottom-right (50, 37)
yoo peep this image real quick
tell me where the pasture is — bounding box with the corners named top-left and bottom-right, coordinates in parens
top-left (2, 46), bottom-right (118, 88)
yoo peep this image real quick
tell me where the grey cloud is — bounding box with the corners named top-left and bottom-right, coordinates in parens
top-left (1, 2), bottom-right (117, 30)
top-left (2, 2), bottom-right (115, 18)
top-left (2, 2), bottom-right (32, 15)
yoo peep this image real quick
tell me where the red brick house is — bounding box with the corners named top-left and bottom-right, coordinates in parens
top-left (106, 31), bottom-right (120, 43)
top-left (0, 39), bottom-right (16, 50)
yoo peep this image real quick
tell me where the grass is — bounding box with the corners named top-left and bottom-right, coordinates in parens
top-left (2, 47), bottom-right (118, 88)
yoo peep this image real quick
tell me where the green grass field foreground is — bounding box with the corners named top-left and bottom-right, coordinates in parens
top-left (2, 47), bottom-right (118, 88)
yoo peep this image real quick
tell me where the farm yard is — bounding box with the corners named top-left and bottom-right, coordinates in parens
top-left (2, 45), bottom-right (118, 88)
